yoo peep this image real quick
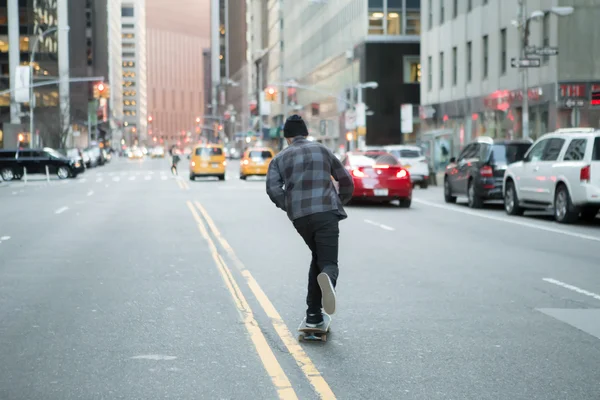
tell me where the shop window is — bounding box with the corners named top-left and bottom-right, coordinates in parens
top-left (368, 11), bottom-right (384, 35)
top-left (19, 36), bottom-right (29, 52)
top-left (403, 56), bottom-right (421, 83)
top-left (0, 36), bottom-right (7, 52)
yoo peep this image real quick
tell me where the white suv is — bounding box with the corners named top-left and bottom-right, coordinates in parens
top-left (503, 128), bottom-right (600, 223)
top-left (382, 145), bottom-right (430, 188)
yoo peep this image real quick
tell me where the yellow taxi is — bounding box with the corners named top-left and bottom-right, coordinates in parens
top-left (240, 147), bottom-right (275, 180)
top-left (189, 144), bottom-right (226, 181)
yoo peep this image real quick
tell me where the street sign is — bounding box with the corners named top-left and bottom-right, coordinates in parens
top-left (401, 104), bottom-right (413, 134)
top-left (345, 110), bottom-right (356, 130)
top-left (355, 102), bottom-right (366, 127)
top-left (525, 46), bottom-right (559, 56)
top-left (511, 58), bottom-right (541, 68)
top-left (15, 66), bottom-right (31, 103)
top-left (565, 98), bottom-right (585, 108)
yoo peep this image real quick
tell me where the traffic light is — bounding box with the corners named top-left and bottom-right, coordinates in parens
top-left (265, 87), bottom-right (277, 102)
top-left (93, 83), bottom-right (109, 99)
top-left (18, 133), bottom-right (24, 142)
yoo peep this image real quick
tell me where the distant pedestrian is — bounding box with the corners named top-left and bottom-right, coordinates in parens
top-left (171, 150), bottom-right (180, 175)
top-left (266, 115), bottom-right (354, 328)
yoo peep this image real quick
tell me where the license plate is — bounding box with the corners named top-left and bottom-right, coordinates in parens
top-left (404, 164), bottom-right (411, 169)
top-left (212, 163), bottom-right (219, 168)
top-left (374, 189), bottom-right (388, 196)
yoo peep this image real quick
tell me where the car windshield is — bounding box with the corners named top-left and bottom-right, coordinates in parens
top-left (390, 149), bottom-right (421, 158)
top-left (593, 138), bottom-right (600, 161)
top-left (249, 150), bottom-right (272, 159)
top-left (489, 143), bottom-right (531, 165)
top-left (44, 148), bottom-right (65, 159)
top-left (196, 147), bottom-right (223, 157)
top-left (350, 153), bottom-right (400, 166)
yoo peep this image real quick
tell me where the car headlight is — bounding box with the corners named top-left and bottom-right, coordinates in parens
top-left (75, 162), bottom-right (81, 167)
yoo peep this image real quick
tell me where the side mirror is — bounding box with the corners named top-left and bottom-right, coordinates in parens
top-left (450, 157), bottom-right (456, 163)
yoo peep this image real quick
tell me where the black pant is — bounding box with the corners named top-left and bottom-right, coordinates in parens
top-left (293, 211), bottom-right (340, 315)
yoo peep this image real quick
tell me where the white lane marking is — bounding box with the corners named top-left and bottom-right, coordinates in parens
top-left (12, 191), bottom-right (17, 195)
top-left (144, 175), bottom-right (152, 181)
top-left (96, 178), bottom-right (103, 183)
top-left (414, 199), bottom-right (600, 243)
top-left (130, 355), bottom-right (177, 361)
top-left (55, 206), bottom-right (69, 214)
top-left (129, 176), bottom-right (136, 181)
top-left (543, 278), bottom-right (600, 302)
top-left (364, 219), bottom-right (395, 231)
top-left (87, 190), bottom-right (94, 197)
top-left (161, 176), bottom-right (167, 180)
top-left (112, 177), bottom-right (120, 182)
top-left (0, 236), bottom-right (10, 241)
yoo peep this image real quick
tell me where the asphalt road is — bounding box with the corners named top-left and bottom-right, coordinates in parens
top-left (1, 156), bottom-right (600, 400)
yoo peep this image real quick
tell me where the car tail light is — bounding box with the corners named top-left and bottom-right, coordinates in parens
top-left (480, 165), bottom-right (493, 177)
top-left (396, 169), bottom-right (407, 178)
top-left (352, 168), bottom-right (365, 178)
top-left (373, 164), bottom-right (389, 169)
top-left (580, 165), bottom-right (591, 182)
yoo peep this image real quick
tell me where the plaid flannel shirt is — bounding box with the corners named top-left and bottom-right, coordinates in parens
top-left (266, 137), bottom-right (354, 221)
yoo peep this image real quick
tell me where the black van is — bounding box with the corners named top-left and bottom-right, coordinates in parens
top-left (0, 148), bottom-right (84, 181)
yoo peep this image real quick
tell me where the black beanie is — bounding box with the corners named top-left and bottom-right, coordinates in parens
top-left (283, 115), bottom-right (309, 138)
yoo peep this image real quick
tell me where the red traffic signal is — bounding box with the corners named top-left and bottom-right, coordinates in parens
top-left (97, 83), bottom-right (105, 92)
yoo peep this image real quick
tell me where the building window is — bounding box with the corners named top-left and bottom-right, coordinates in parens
top-left (439, 52), bottom-right (444, 88)
top-left (122, 52), bottom-right (135, 58)
top-left (368, 11), bottom-right (384, 35)
top-left (406, 11), bottom-right (421, 35)
top-left (122, 61), bottom-right (135, 67)
top-left (453, 0), bottom-right (458, 18)
top-left (440, 0), bottom-right (445, 24)
top-left (466, 41), bottom-right (472, 82)
top-left (542, 13), bottom-right (550, 64)
top-left (403, 56), bottom-right (421, 83)
top-left (122, 43), bottom-right (135, 48)
top-left (482, 35), bottom-right (488, 79)
top-left (500, 28), bottom-right (507, 75)
top-left (387, 10), bottom-right (402, 35)
top-left (121, 7), bottom-right (134, 17)
top-left (452, 46), bottom-right (457, 85)
top-left (428, 0), bottom-right (432, 29)
top-left (427, 56), bottom-right (432, 91)
top-left (122, 24), bottom-right (134, 29)
top-left (122, 33), bottom-right (134, 39)
top-left (468, 0), bottom-right (472, 12)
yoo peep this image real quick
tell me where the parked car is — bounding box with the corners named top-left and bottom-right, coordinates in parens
top-left (340, 150), bottom-right (412, 207)
top-left (444, 136), bottom-right (532, 208)
top-left (85, 146), bottom-right (106, 166)
top-left (0, 147), bottom-right (83, 180)
top-left (382, 145), bottom-right (430, 189)
top-left (504, 128), bottom-right (600, 223)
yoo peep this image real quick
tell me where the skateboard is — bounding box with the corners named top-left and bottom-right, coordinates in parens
top-left (297, 313), bottom-right (332, 342)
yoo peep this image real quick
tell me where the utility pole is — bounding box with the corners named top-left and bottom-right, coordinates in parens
top-left (8, 0), bottom-right (20, 124)
top-left (210, 0), bottom-right (220, 118)
top-left (58, 0), bottom-right (71, 143)
top-left (518, 0), bottom-right (530, 139)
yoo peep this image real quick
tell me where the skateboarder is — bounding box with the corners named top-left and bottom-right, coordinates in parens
top-left (266, 115), bottom-right (354, 328)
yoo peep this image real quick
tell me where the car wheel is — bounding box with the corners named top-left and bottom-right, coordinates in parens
top-left (57, 166), bottom-right (70, 179)
top-left (1, 168), bottom-right (14, 181)
top-left (504, 180), bottom-right (524, 216)
top-left (399, 198), bottom-right (411, 208)
top-left (240, 175), bottom-right (246, 180)
top-left (189, 174), bottom-right (195, 181)
top-left (467, 179), bottom-right (483, 209)
top-left (554, 184), bottom-right (579, 224)
top-left (218, 174), bottom-right (225, 181)
top-left (444, 177), bottom-right (457, 203)
top-left (419, 181), bottom-right (428, 189)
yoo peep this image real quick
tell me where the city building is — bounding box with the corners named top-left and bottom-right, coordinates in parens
top-left (281, 0), bottom-right (421, 151)
top-left (105, 0), bottom-right (124, 146)
top-left (0, 0), bottom-right (95, 149)
top-left (146, 0), bottom-right (209, 147)
top-left (120, 0), bottom-right (147, 145)
top-left (419, 0), bottom-right (600, 168)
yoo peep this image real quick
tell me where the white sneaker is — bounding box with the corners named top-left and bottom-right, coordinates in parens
top-left (317, 272), bottom-right (336, 315)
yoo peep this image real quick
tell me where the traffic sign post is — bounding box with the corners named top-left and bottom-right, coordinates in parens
top-left (511, 58), bottom-right (541, 68)
top-left (345, 110), bottom-right (356, 130)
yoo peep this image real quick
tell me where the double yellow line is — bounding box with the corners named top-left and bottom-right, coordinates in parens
top-left (176, 179), bottom-right (190, 190)
top-left (186, 201), bottom-right (336, 400)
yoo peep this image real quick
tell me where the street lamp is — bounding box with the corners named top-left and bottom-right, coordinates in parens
top-left (515, 2), bottom-right (573, 139)
top-left (29, 26), bottom-right (69, 148)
